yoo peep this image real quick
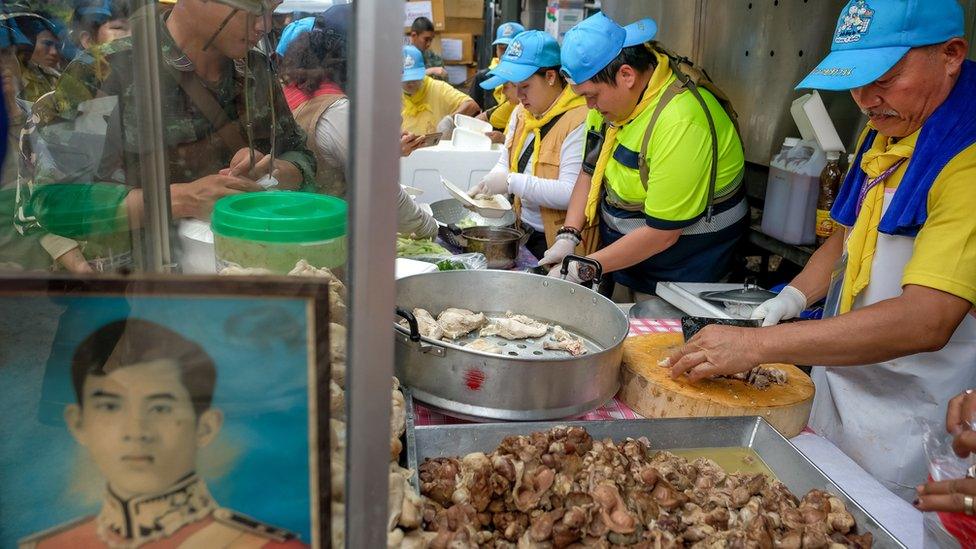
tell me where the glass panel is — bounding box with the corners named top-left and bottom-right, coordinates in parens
top-left (0, 0), bottom-right (397, 546)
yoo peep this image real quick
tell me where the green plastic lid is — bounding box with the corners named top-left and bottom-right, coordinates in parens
top-left (211, 191), bottom-right (348, 243)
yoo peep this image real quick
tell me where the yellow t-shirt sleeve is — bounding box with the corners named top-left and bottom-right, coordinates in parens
top-left (902, 142), bottom-right (976, 305)
top-left (429, 79), bottom-right (471, 119)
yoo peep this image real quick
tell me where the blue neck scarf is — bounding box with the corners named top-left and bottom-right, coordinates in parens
top-left (831, 59), bottom-right (976, 237)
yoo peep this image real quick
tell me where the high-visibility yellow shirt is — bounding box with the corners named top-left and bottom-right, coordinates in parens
top-left (585, 77), bottom-right (744, 227)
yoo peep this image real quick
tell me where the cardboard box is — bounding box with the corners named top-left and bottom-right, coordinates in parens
top-left (405, 0), bottom-right (445, 31)
top-left (439, 33), bottom-right (474, 63)
top-left (444, 64), bottom-right (470, 86)
top-left (444, 0), bottom-right (483, 19)
top-left (444, 16), bottom-right (484, 35)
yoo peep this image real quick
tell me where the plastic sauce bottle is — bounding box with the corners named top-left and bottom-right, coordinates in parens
top-left (816, 150), bottom-right (843, 246)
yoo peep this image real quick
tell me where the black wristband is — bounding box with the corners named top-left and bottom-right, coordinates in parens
top-left (556, 226), bottom-right (582, 239)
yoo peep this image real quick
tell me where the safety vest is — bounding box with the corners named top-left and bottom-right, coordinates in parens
top-left (510, 104), bottom-right (599, 254)
top-left (589, 76), bottom-right (745, 236)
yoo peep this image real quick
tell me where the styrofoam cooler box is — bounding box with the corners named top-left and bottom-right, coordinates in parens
top-left (400, 143), bottom-right (503, 203)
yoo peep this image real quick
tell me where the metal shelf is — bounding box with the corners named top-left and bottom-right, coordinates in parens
top-left (748, 225), bottom-right (815, 267)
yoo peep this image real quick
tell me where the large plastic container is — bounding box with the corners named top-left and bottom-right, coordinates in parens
top-left (761, 138), bottom-right (826, 245)
top-left (400, 141), bottom-right (504, 203)
top-left (211, 191), bottom-right (347, 274)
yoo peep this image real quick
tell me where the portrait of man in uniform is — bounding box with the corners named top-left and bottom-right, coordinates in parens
top-left (18, 318), bottom-right (309, 549)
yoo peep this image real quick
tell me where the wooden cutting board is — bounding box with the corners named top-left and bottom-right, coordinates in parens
top-left (619, 333), bottom-right (815, 437)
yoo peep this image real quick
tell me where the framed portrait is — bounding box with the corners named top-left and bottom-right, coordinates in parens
top-left (0, 275), bottom-right (332, 548)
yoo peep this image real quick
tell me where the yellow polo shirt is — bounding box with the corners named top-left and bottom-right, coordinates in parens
top-left (402, 77), bottom-right (471, 135)
top-left (850, 127), bottom-right (976, 305)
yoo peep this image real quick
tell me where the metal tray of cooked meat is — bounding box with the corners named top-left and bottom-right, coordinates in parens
top-left (406, 415), bottom-right (904, 548)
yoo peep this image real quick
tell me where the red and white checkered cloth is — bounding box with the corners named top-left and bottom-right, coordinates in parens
top-left (413, 318), bottom-right (683, 426)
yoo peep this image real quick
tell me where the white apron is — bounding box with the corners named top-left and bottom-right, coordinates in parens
top-left (809, 189), bottom-right (976, 502)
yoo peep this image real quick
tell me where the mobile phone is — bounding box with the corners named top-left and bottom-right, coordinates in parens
top-left (420, 132), bottom-right (442, 148)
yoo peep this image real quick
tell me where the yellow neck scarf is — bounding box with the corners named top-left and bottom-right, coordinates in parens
top-left (402, 77), bottom-right (432, 119)
top-left (838, 129), bottom-right (918, 313)
top-left (508, 86), bottom-right (586, 174)
top-left (486, 57), bottom-right (515, 129)
top-left (584, 50), bottom-right (673, 224)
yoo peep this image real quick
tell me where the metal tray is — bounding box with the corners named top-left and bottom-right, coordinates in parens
top-left (406, 414), bottom-right (904, 548)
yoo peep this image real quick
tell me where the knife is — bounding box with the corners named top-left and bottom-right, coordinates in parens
top-left (680, 316), bottom-right (762, 342)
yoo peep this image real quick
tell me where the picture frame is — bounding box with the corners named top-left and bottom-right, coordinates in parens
top-left (0, 274), bottom-right (332, 548)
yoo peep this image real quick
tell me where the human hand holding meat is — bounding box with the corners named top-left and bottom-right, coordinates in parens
top-left (667, 325), bottom-right (764, 382)
top-left (915, 388), bottom-right (976, 514)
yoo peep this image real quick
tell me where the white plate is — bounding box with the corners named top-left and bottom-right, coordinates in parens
top-left (439, 177), bottom-right (512, 219)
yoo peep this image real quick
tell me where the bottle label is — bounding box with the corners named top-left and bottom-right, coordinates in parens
top-left (816, 209), bottom-right (835, 238)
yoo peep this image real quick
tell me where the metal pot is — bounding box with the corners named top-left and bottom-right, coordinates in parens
top-left (451, 226), bottom-right (529, 269)
top-left (394, 270), bottom-right (629, 421)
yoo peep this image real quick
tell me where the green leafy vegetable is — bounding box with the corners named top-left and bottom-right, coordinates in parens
top-left (396, 237), bottom-right (449, 257)
top-left (435, 259), bottom-right (466, 271)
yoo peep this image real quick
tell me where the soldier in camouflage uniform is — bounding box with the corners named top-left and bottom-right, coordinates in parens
top-left (17, 0), bottom-right (316, 272)
top-left (0, 3), bottom-right (59, 271)
top-left (408, 16), bottom-right (447, 81)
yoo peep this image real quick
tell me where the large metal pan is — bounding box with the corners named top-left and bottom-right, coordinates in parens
top-left (394, 270), bottom-right (629, 421)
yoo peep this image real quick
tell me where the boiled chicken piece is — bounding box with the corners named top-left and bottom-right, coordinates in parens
top-left (542, 325), bottom-right (587, 356)
top-left (479, 312), bottom-right (549, 340)
top-left (400, 308), bottom-right (443, 340)
top-left (465, 338), bottom-right (502, 354)
top-left (436, 308), bottom-right (486, 340)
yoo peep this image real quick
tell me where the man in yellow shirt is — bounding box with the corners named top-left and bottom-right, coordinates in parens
top-left (401, 45), bottom-right (479, 136)
top-left (543, 13), bottom-right (746, 297)
top-left (668, 0), bottom-right (976, 503)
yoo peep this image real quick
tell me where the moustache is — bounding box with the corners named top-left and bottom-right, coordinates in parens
top-left (861, 108), bottom-right (900, 118)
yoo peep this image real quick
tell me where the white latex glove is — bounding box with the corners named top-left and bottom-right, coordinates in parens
top-left (436, 115), bottom-right (455, 139)
top-left (547, 261), bottom-right (582, 284)
top-left (539, 236), bottom-right (577, 268)
top-left (750, 285), bottom-right (807, 327)
top-left (468, 170), bottom-right (509, 197)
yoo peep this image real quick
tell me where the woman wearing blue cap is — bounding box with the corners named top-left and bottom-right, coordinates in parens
top-left (466, 30), bottom-right (596, 259)
top-left (468, 21), bottom-right (524, 132)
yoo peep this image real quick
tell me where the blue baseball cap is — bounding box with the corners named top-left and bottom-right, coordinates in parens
top-left (480, 30), bottom-right (561, 89)
top-left (276, 16), bottom-right (315, 57)
top-left (623, 18), bottom-right (657, 47)
top-left (797, 0), bottom-right (964, 91)
top-left (492, 21), bottom-right (525, 46)
top-left (560, 13), bottom-right (656, 85)
top-left (402, 45), bottom-right (427, 82)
